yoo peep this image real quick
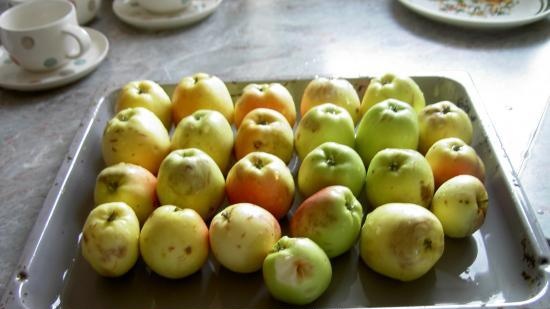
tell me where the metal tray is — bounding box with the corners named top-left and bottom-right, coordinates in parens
top-left (2, 73), bottom-right (550, 309)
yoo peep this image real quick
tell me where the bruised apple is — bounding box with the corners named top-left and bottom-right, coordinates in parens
top-left (431, 175), bottom-right (489, 238)
top-left (300, 77), bottom-right (361, 124)
top-left (235, 108), bottom-right (294, 164)
top-left (360, 72), bottom-right (425, 115)
top-left (226, 152), bottom-right (295, 219)
top-left (366, 148), bottom-right (434, 208)
top-left (94, 162), bottom-right (157, 225)
top-left (101, 107), bottom-right (171, 174)
top-left (156, 148), bottom-right (225, 220)
top-left (171, 109), bottom-right (234, 173)
top-left (115, 80), bottom-right (172, 130)
top-left (425, 137), bottom-right (485, 188)
top-left (263, 236), bottom-right (332, 305)
top-left (290, 185), bottom-right (363, 258)
top-left (360, 203), bottom-right (444, 281)
top-left (294, 103), bottom-right (355, 161)
top-left (139, 206), bottom-right (209, 279)
top-left (209, 203), bottom-right (282, 273)
top-left (234, 83), bottom-right (296, 127)
top-left (172, 73), bottom-right (234, 125)
top-left (81, 202), bottom-right (140, 277)
top-left (418, 101), bottom-right (473, 154)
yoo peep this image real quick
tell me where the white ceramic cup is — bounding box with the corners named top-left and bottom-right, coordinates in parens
top-left (137, 0), bottom-right (192, 14)
top-left (8, 0), bottom-right (101, 25)
top-left (0, 0), bottom-right (92, 72)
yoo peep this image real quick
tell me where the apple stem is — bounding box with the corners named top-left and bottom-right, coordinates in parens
top-left (107, 211), bottom-right (117, 222)
top-left (442, 104), bottom-right (451, 114)
top-left (452, 145), bottom-right (462, 152)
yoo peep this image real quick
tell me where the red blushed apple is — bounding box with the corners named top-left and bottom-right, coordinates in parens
top-left (226, 152), bottom-right (295, 220)
top-left (425, 137), bottom-right (485, 188)
top-left (234, 83), bottom-right (296, 128)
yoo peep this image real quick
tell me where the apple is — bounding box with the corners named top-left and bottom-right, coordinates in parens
top-left (366, 148), bottom-right (434, 208)
top-left (226, 152), bottom-right (295, 219)
top-left (94, 162), bottom-right (157, 225)
top-left (418, 101), bottom-right (473, 154)
top-left (431, 175), bottom-right (489, 238)
top-left (171, 109), bottom-right (234, 173)
top-left (234, 108), bottom-right (294, 164)
top-left (139, 205), bottom-right (209, 279)
top-left (355, 99), bottom-right (419, 167)
top-left (290, 185), bottom-right (363, 258)
top-left (300, 77), bottom-right (361, 124)
top-left (359, 202), bottom-right (444, 281)
top-left (359, 72), bottom-right (425, 116)
top-left (209, 203), bottom-right (282, 273)
top-left (234, 83), bottom-right (296, 127)
top-left (115, 80), bottom-right (172, 130)
top-left (81, 202), bottom-right (140, 277)
top-left (171, 72), bottom-right (234, 125)
top-left (294, 103), bottom-right (355, 161)
top-left (298, 142), bottom-right (366, 198)
top-left (425, 137), bottom-right (485, 188)
top-left (156, 148), bottom-right (225, 220)
top-left (263, 236), bottom-right (332, 305)
top-left (101, 107), bottom-right (171, 174)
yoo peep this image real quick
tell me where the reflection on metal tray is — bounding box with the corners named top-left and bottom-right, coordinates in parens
top-left (1, 73), bottom-right (549, 309)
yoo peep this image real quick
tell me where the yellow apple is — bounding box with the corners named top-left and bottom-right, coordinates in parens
top-left (115, 80), bottom-right (172, 130)
top-left (300, 77), bottom-right (361, 124)
top-left (101, 107), bottom-right (171, 174)
top-left (360, 73), bottom-right (425, 116)
top-left (81, 202), bottom-right (140, 277)
top-left (360, 203), bottom-right (444, 281)
top-left (172, 72), bottom-right (234, 125)
top-left (139, 205), bottom-right (209, 279)
top-left (171, 109), bottom-right (234, 173)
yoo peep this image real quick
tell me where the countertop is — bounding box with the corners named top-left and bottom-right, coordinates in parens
top-left (1, 0), bottom-right (549, 299)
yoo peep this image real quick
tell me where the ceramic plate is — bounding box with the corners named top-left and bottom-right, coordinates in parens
top-left (112, 0), bottom-right (222, 30)
top-left (0, 28), bottom-right (109, 91)
top-left (398, 0), bottom-right (550, 29)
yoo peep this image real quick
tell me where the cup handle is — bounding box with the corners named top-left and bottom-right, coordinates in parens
top-left (62, 25), bottom-right (92, 59)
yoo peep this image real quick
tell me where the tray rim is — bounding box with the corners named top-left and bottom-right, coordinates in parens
top-left (2, 71), bottom-right (549, 309)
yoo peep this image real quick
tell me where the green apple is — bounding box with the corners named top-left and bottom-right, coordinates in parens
top-left (290, 185), bottom-right (363, 258)
top-left (101, 107), bottom-right (171, 174)
top-left (360, 72), bottom-right (425, 116)
top-left (172, 72), bottom-right (234, 125)
top-left (94, 162), bottom-right (157, 225)
top-left (355, 99), bottom-right (419, 167)
top-left (171, 109), bottom-right (234, 173)
top-left (81, 202), bottom-right (140, 277)
top-left (360, 203), bottom-right (444, 281)
top-left (156, 148), bottom-right (225, 220)
top-left (263, 236), bottom-right (332, 305)
top-left (300, 77), bottom-right (361, 124)
top-left (298, 142), bottom-right (366, 198)
top-left (366, 148), bottom-right (434, 208)
top-left (294, 103), bottom-right (355, 160)
top-left (431, 175), bottom-right (489, 238)
top-left (139, 205), bottom-right (209, 279)
top-left (209, 203), bottom-right (282, 273)
top-left (115, 80), bottom-right (172, 130)
top-left (418, 101), bottom-right (473, 154)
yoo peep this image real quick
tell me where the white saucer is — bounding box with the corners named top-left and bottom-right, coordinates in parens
top-left (113, 0), bottom-right (222, 31)
top-left (398, 0), bottom-right (550, 29)
top-left (0, 28), bottom-right (109, 91)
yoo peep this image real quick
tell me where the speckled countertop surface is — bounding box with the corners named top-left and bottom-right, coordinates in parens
top-left (0, 0), bottom-right (549, 299)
